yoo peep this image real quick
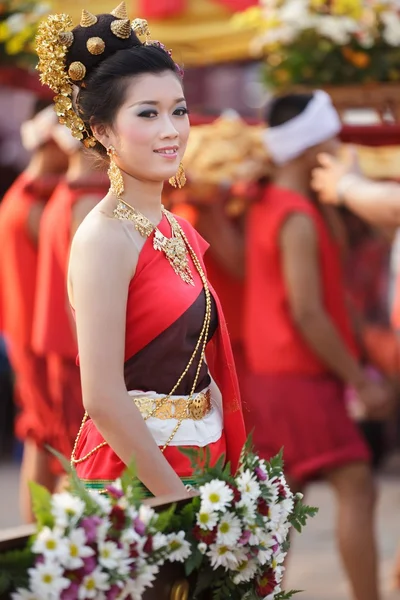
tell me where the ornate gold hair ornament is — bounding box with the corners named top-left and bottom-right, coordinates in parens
top-left (111, 1), bottom-right (128, 19)
top-left (36, 14), bottom-right (96, 148)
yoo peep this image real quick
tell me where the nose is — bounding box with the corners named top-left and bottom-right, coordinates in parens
top-left (160, 114), bottom-right (179, 140)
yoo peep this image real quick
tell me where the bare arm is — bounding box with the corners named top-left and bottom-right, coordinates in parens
top-left (280, 213), bottom-right (366, 387)
top-left (311, 151), bottom-right (400, 227)
top-left (26, 202), bottom-right (45, 245)
top-left (69, 218), bottom-right (187, 497)
top-left (195, 201), bottom-right (245, 280)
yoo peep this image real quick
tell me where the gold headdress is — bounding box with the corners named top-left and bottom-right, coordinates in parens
top-left (36, 3), bottom-right (172, 149)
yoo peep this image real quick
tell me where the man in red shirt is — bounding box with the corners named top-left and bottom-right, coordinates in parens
top-left (244, 91), bottom-right (392, 600)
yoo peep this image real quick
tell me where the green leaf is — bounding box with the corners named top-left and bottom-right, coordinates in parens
top-left (194, 564), bottom-right (218, 596)
top-left (155, 503), bottom-right (176, 533)
top-left (275, 589), bottom-right (303, 599)
top-left (0, 547), bottom-right (34, 593)
top-left (0, 570), bottom-right (11, 594)
top-left (29, 481), bottom-right (54, 528)
top-left (184, 545), bottom-right (203, 576)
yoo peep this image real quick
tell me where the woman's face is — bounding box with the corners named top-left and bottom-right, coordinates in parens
top-left (105, 71), bottom-right (189, 184)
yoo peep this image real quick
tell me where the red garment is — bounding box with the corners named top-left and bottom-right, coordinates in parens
top-left (0, 173), bottom-right (58, 447)
top-left (0, 173), bottom-right (56, 345)
top-left (32, 180), bottom-right (106, 464)
top-left (33, 180), bottom-right (106, 358)
top-left (243, 185), bottom-right (369, 482)
top-left (245, 185), bottom-right (359, 375)
top-left (242, 373), bottom-right (370, 482)
top-left (75, 214), bottom-right (246, 486)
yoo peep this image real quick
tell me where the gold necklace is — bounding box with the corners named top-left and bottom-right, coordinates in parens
top-left (113, 199), bottom-right (195, 286)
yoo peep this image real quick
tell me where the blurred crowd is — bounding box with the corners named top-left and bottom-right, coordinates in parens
top-left (0, 90), bottom-right (400, 600)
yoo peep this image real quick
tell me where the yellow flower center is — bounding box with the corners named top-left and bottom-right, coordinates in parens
top-left (70, 544), bottom-right (79, 557)
top-left (42, 574), bottom-right (53, 584)
top-left (170, 540), bottom-right (182, 552)
top-left (209, 493), bottom-right (220, 503)
top-left (46, 539), bottom-right (56, 550)
top-left (220, 522), bottom-right (230, 534)
top-left (218, 546), bottom-right (228, 556)
top-left (199, 513), bottom-right (209, 524)
top-left (102, 548), bottom-right (110, 559)
top-left (86, 578), bottom-right (96, 590)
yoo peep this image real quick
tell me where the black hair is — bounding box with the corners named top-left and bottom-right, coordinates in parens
top-left (76, 44), bottom-right (180, 156)
top-left (266, 93), bottom-right (314, 128)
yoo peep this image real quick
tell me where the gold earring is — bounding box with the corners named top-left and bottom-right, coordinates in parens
top-left (169, 162), bottom-right (186, 189)
top-left (107, 146), bottom-right (124, 200)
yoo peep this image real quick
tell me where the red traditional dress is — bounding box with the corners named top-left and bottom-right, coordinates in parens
top-left (73, 212), bottom-right (246, 491)
top-left (32, 179), bottom-right (107, 463)
top-left (0, 173), bottom-right (58, 448)
top-left (243, 185), bottom-right (370, 483)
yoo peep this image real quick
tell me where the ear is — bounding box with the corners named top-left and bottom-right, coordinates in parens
top-left (90, 121), bottom-right (112, 151)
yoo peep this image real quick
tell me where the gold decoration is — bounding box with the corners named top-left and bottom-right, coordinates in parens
top-left (68, 60), bottom-right (86, 81)
top-left (111, 1), bottom-right (128, 19)
top-left (171, 580), bottom-right (190, 600)
top-left (59, 31), bottom-right (73, 47)
top-left (87, 36), bottom-right (105, 55)
top-left (169, 163), bottom-right (186, 189)
top-left (110, 18), bottom-right (131, 39)
top-left (107, 146), bottom-right (125, 200)
top-left (36, 14), bottom-right (96, 147)
top-left (132, 18), bottom-right (151, 42)
top-left (80, 9), bottom-right (97, 27)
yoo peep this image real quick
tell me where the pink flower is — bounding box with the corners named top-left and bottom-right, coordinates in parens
top-left (255, 466), bottom-right (267, 482)
top-left (134, 518), bottom-right (146, 536)
top-left (61, 581), bottom-right (80, 600)
top-left (239, 530), bottom-right (252, 545)
top-left (81, 516), bottom-right (102, 544)
top-left (105, 485), bottom-right (124, 499)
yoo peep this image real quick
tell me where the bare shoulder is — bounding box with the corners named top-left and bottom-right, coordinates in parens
top-left (69, 209), bottom-right (138, 305)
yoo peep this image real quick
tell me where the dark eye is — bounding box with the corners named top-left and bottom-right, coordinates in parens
top-left (138, 110), bottom-right (158, 118)
top-left (174, 107), bottom-right (189, 116)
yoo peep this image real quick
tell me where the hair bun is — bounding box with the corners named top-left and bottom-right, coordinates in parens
top-left (66, 10), bottom-right (142, 85)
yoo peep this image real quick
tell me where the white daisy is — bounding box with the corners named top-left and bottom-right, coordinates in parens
top-left (28, 562), bottom-right (70, 599)
top-left (63, 528), bottom-right (95, 570)
top-left (216, 512), bottom-right (242, 546)
top-left (138, 505), bottom-right (155, 526)
top-left (78, 567), bottom-right (110, 599)
top-left (88, 491), bottom-right (112, 515)
top-left (98, 539), bottom-right (128, 571)
top-left (119, 562), bottom-right (158, 599)
top-left (198, 542), bottom-right (207, 554)
top-left (196, 508), bottom-right (218, 531)
top-left (233, 558), bottom-right (258, 584)
top-left (32, 527), bottom-right (67, 561)
top-left (11, 589), bottom-right (39, 600)
top-left (207, 543), bottom-right (247, 571)
top-left (236, 469), bottom-right (261, 501)
top-left (166, 531), bottom-right (191, 562)
top-left (51, 492), bottom-right (85, 528)
top-left (200, 480), bottom-right (233, 513)
top-left (269, 503), bottom-right (283, 527)
top-left (236, 496), bottom-right (257, 524)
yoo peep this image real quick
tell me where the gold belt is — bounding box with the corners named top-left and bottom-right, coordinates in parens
top-left (133, 389), bottom-right (211, 421)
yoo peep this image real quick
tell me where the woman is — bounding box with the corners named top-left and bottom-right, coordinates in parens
top-left (0, 102), bottom-right (68, 520)
top-left (36, 3), bottom-right (245, 497)
top-left (32, 126), bottom-right (108, 472)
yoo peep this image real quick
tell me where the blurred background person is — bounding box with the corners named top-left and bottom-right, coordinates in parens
top-left (32, 124), bottom-right (108, 482)
top-left (242, 91), bottom-right (393, 600)
top-left (0, 100), bottom-right (68, 521)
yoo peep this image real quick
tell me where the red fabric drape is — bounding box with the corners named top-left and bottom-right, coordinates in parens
top-left (138, 0), bottom-right (256, 18)
top-left (138, 0), bottom-right (186, 18)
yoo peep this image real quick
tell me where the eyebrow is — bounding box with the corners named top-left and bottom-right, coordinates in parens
top-left (131, 97), bottom-right (186, 107)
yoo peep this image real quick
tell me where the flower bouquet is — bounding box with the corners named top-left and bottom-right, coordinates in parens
top-left (0, 0), bottom-right (49, 66)
top-left (0, 439), bottom-right (317, 599)
top-left (233, 0), bottom-right (400, 89)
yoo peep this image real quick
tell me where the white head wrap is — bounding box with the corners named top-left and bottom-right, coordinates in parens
top-left (52, 124), bottom-right (82, 155)
top-left (20, 105), bottom-right (58, 152)
top-left (263, 90), bottom-right (341, 165)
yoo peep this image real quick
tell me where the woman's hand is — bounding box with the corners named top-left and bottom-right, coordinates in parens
top-left (311, 146), bottom-right (360, 205)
